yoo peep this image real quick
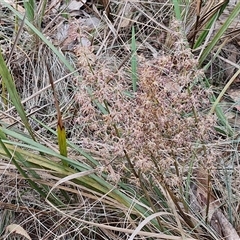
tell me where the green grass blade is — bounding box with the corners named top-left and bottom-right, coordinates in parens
top-left (0, 125), bottom-right (156, 216)
top-left (199, 2), bottom-right (240, 65)
top-left (0, 49), bottom-right (35, 140)
top-left (194, 1), bottom-right (229, 49)
top-left (205, 78), bottom-right (233, 136)
top-left (0, 131), bottom-right (46, 198)
top-left (23, 0), bottom-right (35, 22)
top-left (0, 129), bottom-right (64, 205)
top-left (37, 0), bottom-right (47, 28)
top-left (1, 138), bottom-right (152, 215)
top-left (193, 13), bottom-right (218, 49)
top-left (57, 124), bottom-right (67, 157)
top-left (131, 26), bottom-right (138, 92)
top-left (32, 116), bottom-right (100, 167)
top-left (172, 0), bottom-right (182, 21)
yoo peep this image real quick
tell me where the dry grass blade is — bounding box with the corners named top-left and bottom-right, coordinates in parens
top-left (188, 0), bottom-right (229, 43)
top-left (128, 212), bottom-right (194, 240)
top-left (46, 197), bottom-right (199, 240)
top-left (209, 68), bottom-right (240, 115)
top-left (2, 1), bottom-right (75, 72)
top-left (190, 0), bottom-right (202, 48)
top-left (100, 0), bottom-right (112, 22)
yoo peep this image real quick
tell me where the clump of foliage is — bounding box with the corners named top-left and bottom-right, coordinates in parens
top-left (0, 0), bottom-right (240, 239)
top-left (75, 33), bottom-right (216, 186)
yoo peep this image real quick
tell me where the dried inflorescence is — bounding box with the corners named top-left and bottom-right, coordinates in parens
top-left (120, 51), bottom-right (216, 183)
top-left (74, 41), bottom-right (217, 185)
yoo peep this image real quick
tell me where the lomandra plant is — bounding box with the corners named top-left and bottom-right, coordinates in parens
top-left (76, 33), bottom-right (215, 177)
top-left (74, 28), bottom-right (218, 230)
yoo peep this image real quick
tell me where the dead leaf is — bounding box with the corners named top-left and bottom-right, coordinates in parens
top-left (228, 88), bottom-right (240, 104)
top-left (79, 17), bottom-right (101, 29)
top-left (213, 210), bottom-right (240, 240)
top-left (227, 88), bottom-right (240, 113)
top-left (57, 17), bottom-right (97, 51)
top-left (5, 224), bottom-right (32, 240)
top-left (79, 36), bottom-right (91, 47)
top-left (68, 0), bottom-right (86, 11)
top-left (190, 168), bottom-right (240, 239)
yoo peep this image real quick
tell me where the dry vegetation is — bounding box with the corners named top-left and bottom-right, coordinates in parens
top-left (0, 0), bottom-right (240, 239)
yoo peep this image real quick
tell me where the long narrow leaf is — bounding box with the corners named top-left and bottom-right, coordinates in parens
top-left (32, 116), bottom-right (100, 167)
top-left (172, 0), bottom-right (182, 21)
top-left (199, 2), bottom-right (240, 65)
top-left (0, 131), bottom-right (47, 200)
top-left (0, 49), bottom-right (35, 140)
top-left (0, 129), bottom-right (64, 205)
top-left (23, 0), bottom-right (35, 22)
top-left (131, 26), bottom-right (138, 92)
top-left (46, 63), bottom-right (68, 165)
top-left (0, 125), bottom-right (159, 225)
top-left (205, 79), bottom-right (233, 136)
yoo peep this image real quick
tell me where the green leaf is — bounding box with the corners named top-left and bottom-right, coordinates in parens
top-left (199, 2), bottom-right (240, 65)
top-left (172, 0), bottom-right (182, 21)
top-left (0, 49), bottom-right (35, 140)
top-left (205, 78), bottom-right (233, 136)
top-left (23, 0), bottom-right (35, 22)
top-left (131, 26), bottom-right (138, 92)
top-left (57, 124), bottom-right (67, 157)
